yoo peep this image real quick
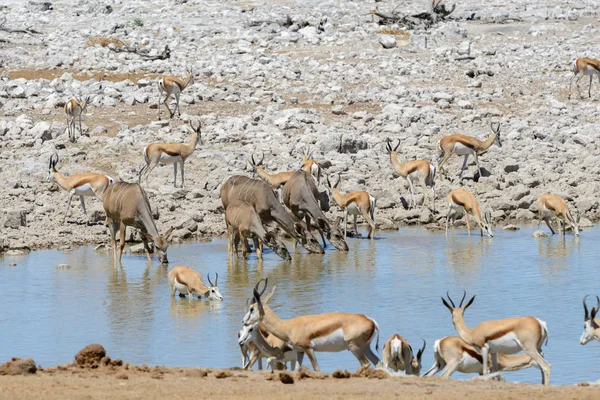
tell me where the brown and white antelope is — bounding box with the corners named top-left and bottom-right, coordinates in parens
top-left (249, 153), bottom-right (295, 203)
top-left (103, 182), bottom-right (174, 267)
top-left (437, 122), bottom-right (502, 179)
top-left (65, 96), bottom-right (90, 143)
top-left (139, 121), bottom-right (202, 189)
top-left (580, 296), bottom-right (600, 345)
top-left (47, 153), bottom-right (114, 224)
top-left (157, 68), bottom-right (195, 120)
top-left (446, 188), bottom-right (493, 238)
top-left (299, 147), bottom-right (322, 186)
top-left (243, 279), bottom-right (380, 371)
top-left (441, 291), bottom-right (551, 384)
top-left (423, 336), bottom-right (539, 378)
top-left (326, 174), bottom-right (376, 239)
top-left (386, 139), bottom-right (436, 212)
top-left (381, 334), bottom-right (425, 375)
top-left (283, 170), bottom-right (348, 251)
top-left (569, 58), bottom-right (600, 99)
top-left (168, 266), bottom-right (223, 301)
top-left (537, 194), bottom-right (580, 236)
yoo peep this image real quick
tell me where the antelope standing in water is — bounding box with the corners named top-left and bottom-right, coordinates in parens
top-left (381, 334), bottom-right (425, 375)
top-left (326, 174), bottom-right (376, 239)
top-left (437, 122), bottom-right (502, 179)
top-left (103, 182), bottom-right (173, 267)
top-left (580, 296), bottom-right (600, 345)
top-left (537, 194), bottom-right (580, 236)
top-left (47, 153), bottom-right (114, 224)
top-left (441, 291), bottom-right (551, 384)
top-left (64, 96), bottom-right (90, 143)
top-left (139, 121), bottom-right (202, 189)
top-left (158, 68), bottom-right (195, 119)
top-left (446, 188), bottom-right (493, 237)
top-left (168, 266), bottom-right (223, 301)
top-left (569, 58), bottom-right (600, 99)
top-left (249, 153), bottom-right (295, 203)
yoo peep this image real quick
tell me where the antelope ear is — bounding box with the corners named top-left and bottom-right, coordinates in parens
top-left (164, 227), bottom-right (174, 240)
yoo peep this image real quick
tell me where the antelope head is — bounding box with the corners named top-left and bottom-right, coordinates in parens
top-left (410, 339), bottom-right (426, 376)
top-left (78, 95), bottom-right (91, 112)
top-left (573, 211), bottom-right (581, 236)
top-left (47, 152), bottom-right (60, 182)
top-left (263, 231), bottom-right (291, 261)
top-left (205, 272), bottom-right (223, 300)
top-left (294, 222), bottom-right (324, 254)
top-left (580, 295), bottom-right (600, 345)
top-left (141, 227), bottom-right (174, 264)
top-left (482, 211), bottom-right (494, 238)
top-left (302, 146), bottom-right (313, 163)
top-left (385, 138), bottom-right (401, 154)
top-left (189, 120), bottom-right (203, 145)
top-left (326, 216), bottom-right (349, 251)
top-left (325, 174), bottom-right (341, 198)
top-left (239, 285), bottom-right (277, 345)
top-left (249, 153), bottom-right (265, 178)
top-left (186, 67), bottom-right (195, 86)
top-left (442, 290), bottom-right (476, 324)
top-left (490, 122), bottom-right (502, 148)
top-left (242, 278), bottom-right (269, 326)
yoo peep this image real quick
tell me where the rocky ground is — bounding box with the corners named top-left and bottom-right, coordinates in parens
top-left (1, 0), bottom-right (600, 252)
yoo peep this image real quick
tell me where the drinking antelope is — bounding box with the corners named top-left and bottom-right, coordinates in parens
top-left (423, 336), bottom-right (538, 378)
top-left (225, 199), bottom-right (291, 261)
top-left (381, 334), bottom-right (425, 375)
top-left (537, 194), bottom-right (580, 236)
top-left (437, 122), bottom-right (502, 179)
top-left (157, 67), bottom-right (195, 120)
top-left (47, 153), bottom-right (114, 224)
top-left (386, 139), bottom-right (436, 211)
top-left (64, 96), bottom-right (90, 143)
top-left (139, 121), bottom-right (202, 189)
top-left (103, 182), bottom-right (174, 267)
top-left (441, 291), bottom-right (550, 384)
top-left (569, 58), bottom-right (600, 99)
top-left (243, 279), bottom-right (381, 371)
top-left (249, 153), bottom-right (295, 203)
top-left (168, 266), bottom-right (223, 301)
top-left (580, 296), bottom-right (600, 345)
top-left (299, 147), bottom-right (321, 186)
top-left (326, 174), bottom-right (376, 239)
top-left (446, 188), bottom-right (493, 237)
top-left (283, 170), bottom-right (348, 251)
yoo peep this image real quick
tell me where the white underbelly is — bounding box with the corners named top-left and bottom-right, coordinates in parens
top-left (159, 154), bottom-right (181, 165)
top-left (583, 66), bottom-right (600, 75)
top-left (452, 142), bottom-right (474, 156)
top-left (310, 328), bottom-right (348, 352)
top-left (487, 333), bottom-right (522, 355)
top-left (449, 200), bottom-right (465, 214)
top-left (346, 203), bottom-right (360, 215)
top-left (173, 280), bottom-right (189, 295)
top-left (458, 354), bottom-right (483, 373)
top-left (72, 183), bottom-right (95, 196)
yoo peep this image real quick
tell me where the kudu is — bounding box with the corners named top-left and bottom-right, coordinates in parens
top-left (103, 182), bottom-right (174, 267)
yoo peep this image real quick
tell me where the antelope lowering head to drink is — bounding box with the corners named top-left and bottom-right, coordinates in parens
top-left (580, 295), bottom-right (600, 345)
top-left (326, 174), bottom-right (376, 239)
top-left (168, 266), bottom-right (223, 301)
top-left (537, 194), bottom-right (580, 236)
top-left (157, 67), bottom-right (195, 120)
top-left (446, 188), bottom-right (493, 238)
top-left (381, 334), bottom-right (425, 375)
top-left (569, 58), bottom-right (600, 99)
top-left (64, 96), bottom-right (90, 143)
top-left (249, 153), bottom-right (295, 203)
top-left (47, 153), bottom-right (114, 224)
top-left (437, 122), bottom-right (502, 180)
top-left (103, 182), bottom-right (174, 267)
top-left (139, 121), bottom-right (202, 189)
top-left (441, 291), bottom-right (550, 385)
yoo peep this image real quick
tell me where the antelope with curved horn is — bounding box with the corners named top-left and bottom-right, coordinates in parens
top-left (386, 139), bottom-right (436, 212)
top-left (381, 334), bottom-right (425, 375)
top-left (64, 96), bottom-right (90, 143)
top-left (441, 291), bottom-right (550, 385)
top-left (243, 279), bottom-right (380, 371)
top-left (47, 153), bottom-right (114, 224)
top-left (157, 67), bottom-right (195, 120)
top-left (103, 182), bottom-right (174, 267)
top-left (168, 266), bottom-right (223, 301)
top-left (569, 58), bottom-right (600, 100)
top-left (446, 188), bottom-right (493, 238)
top-left (139, 121), bottom-right (202, 189)
top-left (437, 122), bottom-right (502, 179)
top-left (423, 336), bottom-right (539, 378)
top-left (580, 295), bottom-right (600, 345)
top-left (537, 194), bottom-right (580, 236)
top-left (299, 146), bottom-right (322, 186)
top-left (249, 153), bottom-right (295, 203)
top-left (326, 174), bottom-right (376, 239)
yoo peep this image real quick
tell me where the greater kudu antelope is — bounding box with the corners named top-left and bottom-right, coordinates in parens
top-left (381, 334), bottom-right (425, 375)
top-left (47, 153), bottom-right (114, 224)
top-left (243, 279), bottom-right (380, 372)
top-left (249, 153), bottom-right (295, 203)
top-left (326, 174), bottom-right (376, 239)
top-left (220, 175), bottom-right (324, 254)
top-left (446, 188), bottom-right (493, 237)
top-left (158, 68), bottom-right (195, 119)
top-left (437, 122), bottom-right (502, 179)
top-left (139, 121), bottom-right (202, 189)
top-left (581, 296), bottom-right (600, 345)
top-left (64, 96), bottom-right (90, 143)
top-left (537, 194), bottom-right (580, 236)
top-left (441, 291), bottom-right (550, 385)
top-left (103, 182), bottom-right (174, 267)
top-left (282, 170), bottom-right (348, 251)
top-left (168, 266), bottom-right (223, 301)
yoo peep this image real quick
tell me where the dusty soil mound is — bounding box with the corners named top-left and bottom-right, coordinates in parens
top-left (354, 367), bottom-right (389, 379)
top-left (74, 344), bottom-right (106, 368)
top-left (0, 357), bottom-right (37, 375)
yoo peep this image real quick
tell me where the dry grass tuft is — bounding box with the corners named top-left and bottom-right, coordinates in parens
top-left (376, 27), bottom-right (410, 40)
top-left (86, 36), bottom-right (125, 48)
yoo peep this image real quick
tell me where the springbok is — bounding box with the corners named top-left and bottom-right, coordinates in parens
top-left (103, 182), bottom-right (174, 267)
top-left (386, 139), bottom-right (436, 211)
top-left (441, 291), bottom-right (550, 384)
top-left (64, 96), bottom-right (90, 143)
top-left (446, 188), bottom-right (493, 237)
top-left (423, 336), bottom-right (539, 378)
top-left (381, 334), bottom-right (425, 375)
top-left (437, 122), bottom-right (502, 179)
top-left (47, 153), bottom-right (114, 224)
top-left (282, 170), bottom-right (348, 251)
top-left (139, 121), bottom-right (202, 189)
top-left (537, 194), bottom-right (580, 236)
top-left (580, 296), bottom-right (600, 345)
top-left (220, 175), bottom-right (324, 254)
top-left (299, 147), bottom-right (322, 186)
top-left (326, 174), bottom-right (376, 239)
top-left (249, 153), bottom-right (295, 203)
top-left (569, 58), bottom-right (600, 99)
top-left (157, 68), bottom-right (195, 120)
top-left (225, 199), bottom-right (291, 261)
top-left (242, 279), bottom-right (380, 371)
top-left (168, 266), bottom-right (223, 301)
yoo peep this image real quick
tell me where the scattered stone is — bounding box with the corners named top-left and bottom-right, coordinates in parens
top-left (279, 372), bottom-right (294, 384)
top-left (502, 224), bottom-right (519, 231)
top-left (214, 370), bottom-right (232, 379)
top-left (378, 35), bottom-right (396, 49)
top-left (332, 369), bottom-right (351, 379)
top-left (74, 344), bottom-right (106, 368)
top-left (533, 230), bottom-right (548, 238)
top-left (0, 358), bottom-right (37, 375)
